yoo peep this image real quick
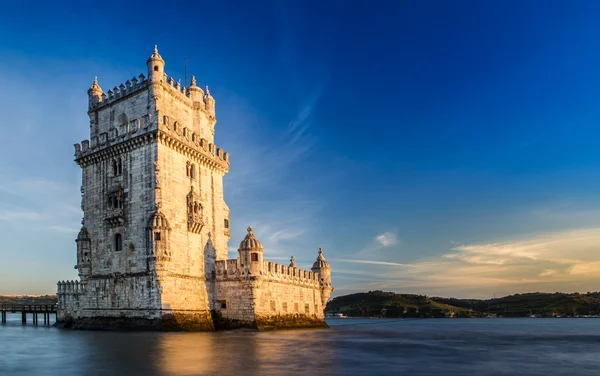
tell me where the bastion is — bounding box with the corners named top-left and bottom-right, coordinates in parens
top-left (56, 46), bottom-right (333, 331)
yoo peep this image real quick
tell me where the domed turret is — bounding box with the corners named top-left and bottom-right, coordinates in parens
top-left (188, 75), bottom-right (204, 102)
top-left (147, 45), bottom-right (165, 83)
top-left (88, 77), bottom-right (103, 108)
top-left (238, 226), bottom-right (264, 275)
top-left (204, 85), bottom-right (215, 118)
top-left (311, 248), bottom-right (333, 307)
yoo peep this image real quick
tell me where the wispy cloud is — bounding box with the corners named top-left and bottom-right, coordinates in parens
top-left (332, 259), bottom-right (413, 267)
top-left (333, 227), bottom-right (600, 298)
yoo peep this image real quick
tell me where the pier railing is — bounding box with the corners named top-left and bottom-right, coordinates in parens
top-left (0, 304), bottom-right (57, 325)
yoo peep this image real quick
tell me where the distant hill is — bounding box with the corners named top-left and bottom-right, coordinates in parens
top-left (325, 291), bottom-right (473, 318)
top-left (0, 295), bottom-right (57, 305)
top-left (433, 292), bottom-right (600, 317)
top-left (326, 291), bottom-right (600, 318)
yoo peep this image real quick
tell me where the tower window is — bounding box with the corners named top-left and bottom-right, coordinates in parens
top-left (190, 164), bottom-right (196, 179)
top-left (112, 158), bottom-right (122, 176)
top-left (154, 65), bottom-right (159, 72)
top-left (114, 233), bottom-right (122, 252)
top-left (251, 253), bottom-right (258, 262)
top-left (154, 232), bottom-right (161, 241)
top-left (224, 219), bottom-right (229, 229)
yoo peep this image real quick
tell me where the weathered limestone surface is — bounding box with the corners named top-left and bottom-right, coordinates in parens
top-left (56, 46), bottom-right (332, 331)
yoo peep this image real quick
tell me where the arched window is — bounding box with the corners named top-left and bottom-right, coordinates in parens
top-left (112, 160), bottom-right (118, 176)
top-left (173, 122), bottom-right (177, 132)
top-left (163, 115), bottom-right (167, 125)
top-left (115, 233), bottom-right (122, 252)
top-left (117, 158), bottom-right (122, 175)
top-left (186, 162), bottom-right (190, 177)
top-left (224, 219), bottom-right (229, 229)
top-left (190, 164), bottom-right (196, 179)
top-left (154, 65), bottom-right (159, 72)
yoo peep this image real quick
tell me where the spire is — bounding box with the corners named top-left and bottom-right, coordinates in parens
top-left (289, 256), bottom-right (296, 268)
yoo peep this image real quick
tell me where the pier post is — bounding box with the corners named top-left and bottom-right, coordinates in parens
top-left (21, 312), bottom-right (26, 325)
top-left (1, 311), bottom-right (5, 324)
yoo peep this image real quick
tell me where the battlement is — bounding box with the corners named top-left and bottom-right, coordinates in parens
top-left (215, 259), bottom-right (319, 286)
top-left (90, 74), bottom-right (148, 111)
top-left (156, 118), bottom-right (229, 171)
top-left (57, 280), bottom-right (86, 295)
top-left (73, 113), bottom-right (229, 171)
top-left (263, 261), bottom-right (320, 284)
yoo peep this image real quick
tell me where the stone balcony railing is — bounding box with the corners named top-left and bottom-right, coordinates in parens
top-left (105, 208), bottom-right (125, 227)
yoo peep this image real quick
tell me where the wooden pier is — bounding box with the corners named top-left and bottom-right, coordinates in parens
top-left (0, 304), bottom-right (57, 326)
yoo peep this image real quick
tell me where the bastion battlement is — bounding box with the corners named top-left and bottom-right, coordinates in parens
top-left (57, 280), bottom-right (86, 295)
top-left (214, 259), bottom-right (320, 286)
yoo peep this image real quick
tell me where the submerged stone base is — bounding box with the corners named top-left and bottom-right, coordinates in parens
top-left (255, 314), bottom-right (329, 331)
top-left (55, 311), bottom-right (215, 331)
top-left (55, 312), bottom-right (328, 332)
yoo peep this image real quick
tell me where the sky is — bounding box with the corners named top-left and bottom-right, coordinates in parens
top-left (2, 1), bottom-right (600, 298)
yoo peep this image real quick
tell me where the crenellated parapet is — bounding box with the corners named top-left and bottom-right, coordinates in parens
top-left (57, 280), bottom-right (86, 295)
top-left (215, 259), bottom-right (320, 287)
top-left (74, 113), bottom-right (156, 166)
top-left (157, 122), bottom-right (230, 173)
top-left (89, 74), bottom-right (148, 111)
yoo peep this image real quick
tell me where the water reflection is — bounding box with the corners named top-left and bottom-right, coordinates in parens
top-left (4, 318), bottom-right (600, 376)
top-left (155, 328), bottom-right (334, 376)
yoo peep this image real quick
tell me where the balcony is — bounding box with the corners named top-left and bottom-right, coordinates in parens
top-left (187, 213), bottom-right (204, 234)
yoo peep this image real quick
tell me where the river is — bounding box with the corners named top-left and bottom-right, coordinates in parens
top-left (1, 315), bottom-right (600, 375)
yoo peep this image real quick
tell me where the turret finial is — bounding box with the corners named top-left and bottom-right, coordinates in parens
top-left (247, 226), bottom-right (253, 234)
top-left (190, 75), bottom-right (197, 86)
top-left (317, 247), bottom-right (325, 261)
top-left (289, 256), bottom-right (296, 268)
top-left (205, 85), bottom-right (210, 95)
top-left (154, 45), bottom-right (158, 54)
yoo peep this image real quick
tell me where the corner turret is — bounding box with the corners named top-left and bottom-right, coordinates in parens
top-left (204, 85), bottom-right (215, 118)
top-left (238, 226), bottom-right (264, 276)
top-left (188, 75), bottom-right (205, 103)
top-left (147, 45), bottom-right (165, 83)
top-left (87, 77), bottom-right (103, 109)
top-left (311, 248), bottom-right (333, 307)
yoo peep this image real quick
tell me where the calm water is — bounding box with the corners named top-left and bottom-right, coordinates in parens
top-left (1, 315), bottom-right (600, 375)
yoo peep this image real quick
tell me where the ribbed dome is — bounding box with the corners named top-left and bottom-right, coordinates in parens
top-left (312, 248), bottom-right (330, 269)
top-left (147, 45), bottom-right (164, 64)
top-left (239, 226), bottom-right (263, 250)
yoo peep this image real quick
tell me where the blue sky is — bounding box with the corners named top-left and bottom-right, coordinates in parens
top-left (3, 1), bottom-right (600, 298)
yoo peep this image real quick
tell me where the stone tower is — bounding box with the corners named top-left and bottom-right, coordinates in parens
top-left (59, 46), bottom-right (231, 329)
top-left (57, 46), bottom-right (333, 331)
